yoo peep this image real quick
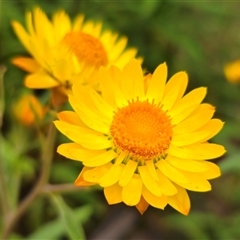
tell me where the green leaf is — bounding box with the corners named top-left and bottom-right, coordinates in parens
top-left (51, 194), bottom-right (86, 240)
top-left (27, 205), bottom-right (93, 240)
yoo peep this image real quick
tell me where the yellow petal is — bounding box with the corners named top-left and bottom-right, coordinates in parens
top-left (53, 10), bottom-right (71, 42)
top-left (146, 63), bottom-right (167, 104)
top-left (135, 196), bottom-right (149, 215)
top-left (11, 20), bottom-right (31, 53)
top-left (171, 130), bottom-right (213, 146)
top-left (83, 163), bottom-right (112, 183)
top-left (83, 150), bottom-right (117, 167)
top-left (121, 59), bottom-right (144, 100)
top-left (156, 160), bottom-right (188, 184)
top-left (173, 104), bottom-right (215, 134)
top-left (170, 87), bottom-right (207, 124)
top-left (108, 37), bottom-right (127, 61)
top-left (72, 14), bottom-right (84, 31)
top-left (166, 155), bottom-right (210, 172)
top-left (99, 164), bottom-right (124, 187)
top-left (168, 184), bottom-right (190, 215)
top-left (54, 120), bottom-right (111, 150)
top-left (174, 169), bottom-right (212, 192)
top-left (33, 7), bottom-right (54, 46)
top-left (100, 31), bottom-right (118, 52)
top-left (74, 167), bottom-right (96, 186)
top-left (25, 70), bottom-right (59, 89)
top-left (146, 160), bottom-right (159, 181)
top-left (114, 151), bottom-right (127, 165)
top-left (57, 111), bottom-right (87, 127)
top-left (89, 86), bottom-right (115, 120)
top-left (162, 72), bottom-right (188, 112)
top-left (69, 95), bottom-right (110, 134)
top-left (119, 160), bottom-right (138, 187)
top-left (12, 57), bottom-right (40, 73)
top-left (163, 71), bottom-right (188, 105)
top-left (122, 174), bottom-right (142, 206)
top-left (57, 143), bottom-right (105, 161)
top-left (138, 166), bottom-right (162, 197)
top-left (114, 48), bottom-right (138, 69)
top-left (198, 119), bottom-right (224, 141)
top-left (156, 169), bottom-right (178, 196)
top-left (100, 67), bottom-right (117, 108)
top-left (142, 186), bottom-right (168, 210)
top-left (169, 143), bottom-right (226, 160)
top-left (104, 183), bottom-right (122, 204)
top-left (201, 161), bottom-right (221, 179)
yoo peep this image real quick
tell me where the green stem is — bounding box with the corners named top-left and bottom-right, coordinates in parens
top-left (0, 66), bottom-right (9, 226)
top-left (1, 123), bottom-right (56, 239)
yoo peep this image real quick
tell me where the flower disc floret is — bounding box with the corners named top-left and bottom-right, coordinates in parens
top-left (62, 32), bottom-right (108, 67)
top-left (110, 100), bottom-right (172, 159)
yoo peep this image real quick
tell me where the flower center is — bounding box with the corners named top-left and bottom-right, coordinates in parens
top-left (62, 32), bottom-right (108, 67)
top-left (110, 100), bottom-right (173, 159)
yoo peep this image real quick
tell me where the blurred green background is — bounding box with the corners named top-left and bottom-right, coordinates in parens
top-left (1, 1), bottom-right (240, 239)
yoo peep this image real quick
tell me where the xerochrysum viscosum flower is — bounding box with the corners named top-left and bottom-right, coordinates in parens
top-left (54, 59), bottom-right (225, 215)
top-left (11, 7), bottom-right (141, 95)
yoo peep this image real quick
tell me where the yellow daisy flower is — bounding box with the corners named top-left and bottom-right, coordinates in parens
top-left (54, 59), bottom-right (225, 215)
top-left (11, 7), bottom-right (140, 94)
top-left (224, 60), bottom-right (240, 83)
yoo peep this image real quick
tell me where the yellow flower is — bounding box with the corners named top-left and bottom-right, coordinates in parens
top-left (11, 7), bottom-right (141, 94)
top-left (13, 93), bottom-right (45, 126)
top-left (54, 59), bottom-right (225, 215)
top-left (224, 60), bottom-right (240, 83)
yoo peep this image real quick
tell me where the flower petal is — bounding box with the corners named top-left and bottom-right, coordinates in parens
top-left (166, 155), bottom-right (210, 172)
top-left (173, 104), bottom-right (215, 134)
top-left (12, 57), bottom-right (40, 73)
top-left (25, 70), bottom-right (59, 89)
top-left (99, 164), bottom-right (124, 187)
top-left (169, 143), bottom-right (226, 160)
top-left (104, 183), bottom-right (122, 204)
top-left (83, 150), bottom-right (117, 167)
top-left (119, 160), bottom-right (138, 187)
top-left (54, 120), bottom-right (111, 150)
top-left (83, 163), bottom-right (112, 183)
top-left (156, 160), bottom-right (188, 184)
top-left (57, 143), bottom-right (104, 161)
top-left (142, 186), bottom-right (168, 210)
top-left (75, 167), bottom-right (96, 186)
top-left (146, 63), bottom-right (167, 104)
top-left (122, 174), bottom-right (142, 206)
top-left (168, 184), bottom-right (190, 215)
top-left (156, 169), bottom-right (178, 196)
top-left (138, 166), bottom-right (162, 197)
top-left (136, 197), bottom-right (149, 215)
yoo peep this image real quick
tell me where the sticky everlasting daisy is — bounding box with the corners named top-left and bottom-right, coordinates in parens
top-left (54, 59), bottom-right (225, 215)
top-left (11, 7), bottom-right (140, 94)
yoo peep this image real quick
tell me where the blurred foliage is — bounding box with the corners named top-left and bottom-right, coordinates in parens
top-left (1, 0), bottom-right (240, 239)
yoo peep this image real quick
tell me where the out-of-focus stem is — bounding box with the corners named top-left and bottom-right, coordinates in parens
top-left (0, 66), bottom-right (9, 225)
top-left (42, 184), bottom-right (85, 194)
top-left (1, 123), bottom-right (56, 239)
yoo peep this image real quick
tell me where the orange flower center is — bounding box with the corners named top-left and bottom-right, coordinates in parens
top-left (62, 32), bottom-right (108, 67)
top-left (110, 100), bottom-right (173, 159)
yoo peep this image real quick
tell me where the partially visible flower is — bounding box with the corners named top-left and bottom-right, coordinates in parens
top-left (224, 60), bottom-right (240, 83)
top-left (13, 93), bottom-right (45, 126)
top-left (54, 59), bottom-right (225, 215)
top-left (11, 7), bottom-right (141, 96)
